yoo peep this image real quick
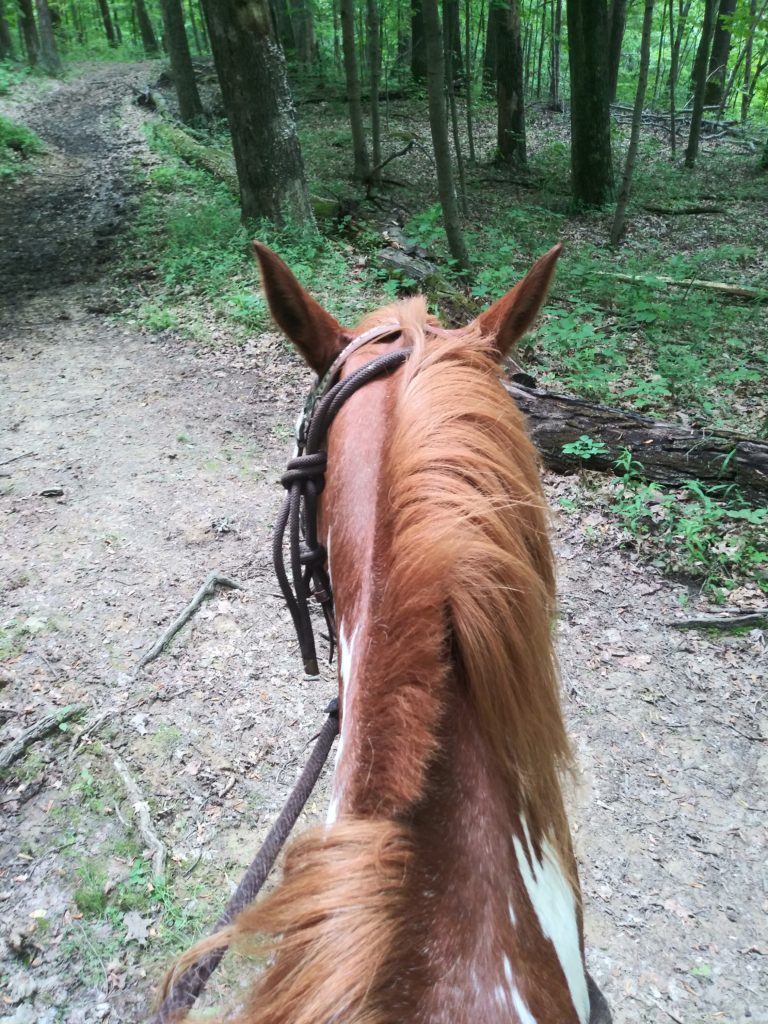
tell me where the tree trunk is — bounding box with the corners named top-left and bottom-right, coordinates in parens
top-left (442, 0), bottom-right (463, 87)
top-left (668, 0), bottom-right (676, 157)
top-left (135, 0), bottom-right (158, 54)
top-left (293, 0), bottom-right (316, 70)
top-left (0, 0), bottom-right (15, 58)
top-left (741, 0), bottom-right (757, 121)
top-left (548, 0), bottom-right (562, 109)
top-left (567, 0), bottom-right (614, 206)
top-left (684, 0), bottom-right (718, 168)
top-left (367, 0), bottom-right (382, 183)
top-left (483, 0), bottom-right (498, 86)
top-left (112, 2), bottom-right (123, 45)
top-left (464, 0), bottom-right (476, 159)
top-left (607, 0), bottom-right (627, 100)
top-left (201, 0), bottom-right (314, 227)
top-left (34, 0), bottom-right (61, 72)
top-left (18, 0), bottom-right (40, 62)
top-left (270, 0), bottom-right (295, 54)
top-left (505, 381), bottom-right (768, 502)
top-left (422, 0), bottom-right (468, 268)
top-left (340, 0), bottom-right (370, 180)
top-left (651, 0), bottom-right (667, 105)
top-left (186, 0), bottom-right (202, 52)
top-left (160, 0), bottom-right (202, 123)
top-left (496, 0), bottom-right (526, 166)
top-left (704, 0), bottom-right (737, 107)
top-left (412, 0), bottom-right (427, 81)
top-left (610, 0), bottom-right (655, 245)
top-left (96, 0), bottom-right (117, 46)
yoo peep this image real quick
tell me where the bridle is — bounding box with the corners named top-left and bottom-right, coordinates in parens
top-left (274, 322), bottom-right (413, 674)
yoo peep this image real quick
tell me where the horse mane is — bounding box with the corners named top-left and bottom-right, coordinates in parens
top-left (163, 297), bottom-right (574, 1023)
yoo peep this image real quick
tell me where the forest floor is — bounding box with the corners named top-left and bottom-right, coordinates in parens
top-left (1, 63), bottom-right (767, 1024)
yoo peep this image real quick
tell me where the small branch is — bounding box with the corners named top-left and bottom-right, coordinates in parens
top-left (113, 755), bottom-right (167, 881)
top-left (0, 451), bottom-right (36, 467)
top-left (668, 610), bottom-right (768, 631)
top-left (0, 705), bottom-right (85, 772)
top-left (642, 204), bottom-right (722, 215)
top-left (596, 270), bottom-right (768, 301)
top-left (135, 572), bottom-right (242, 672)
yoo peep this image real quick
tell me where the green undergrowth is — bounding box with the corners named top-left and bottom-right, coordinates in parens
top-left (121, 123), bottom-right (380, 340)
top-left (0, 112), bottom-right (44, 177)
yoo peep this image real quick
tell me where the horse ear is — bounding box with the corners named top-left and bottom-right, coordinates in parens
top-left (252, 241), bottom-right (348, 374)
top-left (473, 244), bottom-right (562, 356)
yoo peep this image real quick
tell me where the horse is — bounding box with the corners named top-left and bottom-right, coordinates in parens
top-left (165, 242), bottom-right (611, 1024)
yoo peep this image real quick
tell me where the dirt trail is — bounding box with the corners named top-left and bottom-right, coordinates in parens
top-left (1, 65), bottom-right (766, 1024)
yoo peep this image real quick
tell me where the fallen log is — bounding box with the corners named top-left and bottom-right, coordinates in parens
top-left (505, 381), bottom-right (768, 503)
top-left (595, 270), bottom-right (767, 301)
top-left (0, 704), bottom-right (85, 772)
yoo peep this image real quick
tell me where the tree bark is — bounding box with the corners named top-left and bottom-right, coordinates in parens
top-left (18, 0), bottom-right (40, 63)
top-left (96, 0), bottom-right (117, 46)
top-left (422, 0), bottom-right (469, 268)
top-left (610, 0), bottom-right (655, 245)
top-left (668, 0), bottom-right (677, 157)
top-left (704, 0), bottom-right (737, 106)
top-left (340, 0), bottom-right (370, 180)
top-left (483, 0), bottom-right (498, 86)
top-left (464, 0), bottom-right (476, 159)
top-left (607, 0), bottom-right (627, 100)
top-left (684, 0), bottom-right (718, 167)
top-left (0, 0), bottom-right (15, 58)
top-left (442, 0), bottom-right (463, 87)
top-left (160, 0), bottom-right (202, 123)
top-left (201, 0), bottom-right (314, 227)
top-left (293, 0), bottom-right (316, 69)
top-left (505, 381), bottom-right (768, 502)
top-left (496, 0), bottom-right (526, 166)
top-left (548, 0), bottom-right (562, 109)
top-left (567, 0), bottom-right (614, 206)
top-left (34, 0), bottom-right (61, 72)
top-left (135, 0), bottom-right (159, 54)
top-left (412, 0), bottom-right (427, 81)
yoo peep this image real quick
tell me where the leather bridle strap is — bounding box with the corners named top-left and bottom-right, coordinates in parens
top-left (275, 341), bottom-right (411, 674)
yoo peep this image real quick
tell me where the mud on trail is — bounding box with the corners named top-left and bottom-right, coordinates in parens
top-left (1, 64), bottom-right (766, 1024)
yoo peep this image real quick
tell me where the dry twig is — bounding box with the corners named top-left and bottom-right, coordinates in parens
top-left (113, 754), bottom-right (167, 881)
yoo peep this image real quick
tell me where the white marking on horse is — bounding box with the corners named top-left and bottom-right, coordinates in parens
top-left (511, 985), bottom-right (538, 1024)
top-left (508, 898), bottom-right (517, 927)
top-left (513, 817), bottom-right (589, 1024)
top-left (326, 619), bottom-right (360, 825)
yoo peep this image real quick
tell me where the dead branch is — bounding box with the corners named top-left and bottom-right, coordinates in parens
top-left (112, 755), bottom-right (167, 881)
top-left (668, 610), bottom-right (768, 631)
top-left (642, 204), bottom-right (722, 215)
top-left (365, 139), bottom-right (414, 183)
top-left (0, 704), bottom-right (85, 772)
top-left (595, 270), bottom-right (767, 301)
top-left (0, 451), bottom-right (36, 467)
top-left (135, 572), bottom-right (242, 672)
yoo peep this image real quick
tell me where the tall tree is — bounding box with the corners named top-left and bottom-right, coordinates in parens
top-left (201, 0), bottom-right (314, 226)
top-left (442, 0), bottom-right (463, 86)
top-left (607, 0), bottom-right (628, 100)
top-left (367, 0), bottom-right (382, 184)
top-left (34, 0), bottom-right (61, 72)
top-left (422, 0), bottom-right (469, 267)
top-left (704, 0), bottom-right (738, 106)
top-left (340, 0), bottom-right (370, 180)
top-left (96, 0), bottom-right (117, 46)
top-left (135, 0), bottom-right (159, 54)
top-left (0, 0), bottom-right (15, 58)
top-left (18, 0), bottom-right (40, 63)
top-left (684, 0), bottom-right (718, 167)
top-left (483, 0), bottom-right (499, 85)
top-left (160, 0), bottom-right (202, 123)
top-left (412, 0), bottom-right (427, 81)
top-left (567, 0), bottom-right (614, 205)
top-left (496, 0), bottom-right (526, 166)
top-left (611, 0), bottom-right (655, 245)
top-left (548, 0), bottom-right (562, 109)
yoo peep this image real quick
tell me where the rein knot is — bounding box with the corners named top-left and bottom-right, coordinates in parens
top-left (280, 452), bottom-right (327, 490)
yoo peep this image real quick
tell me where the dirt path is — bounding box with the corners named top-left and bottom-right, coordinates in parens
top-left (1, 65), bottom-right (766, 1024)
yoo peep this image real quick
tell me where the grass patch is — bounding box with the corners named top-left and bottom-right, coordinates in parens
top-left (0, 113), bottom-right (44, 178)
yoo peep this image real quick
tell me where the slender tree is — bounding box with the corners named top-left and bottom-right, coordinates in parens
top-left (669, 0), bottom-right (677, 156)
top-left (367, 0), bottom-right (382, 184)
top-left (704, 0), bottom-right (738, 106)
top-left (611, 0), bottom-right (655, 245)
top-left (412, 0), bottom-right (427, 80)
top-left (496, 0), bottom-right (526, 166)
top-left (160, 0), bottom-right (202, 123)
top-left (684, 0), bottom-right (718, 167)
top-left (18, 0), bottom-right (40, 63)
top-left (548, 0), bottom-right (562, 109)
top-left (201, 0), bottom-right (314, 226)
top-left (135, 0), bottom-right (159, 54)
top-left (34, 0), bottom-right (61, 71)
top-left (340, 0), bottom-right (370, 180)
top-left (607, 0), bottom-right (628, 100)
top-left (442, 0), bottom-right (463, 86)
top-left (96, 0), bottom-right (117, 46)
top-left (464, 0), bottom-right (476, 159)
top-left (567, 0), bottom-right (614, 205)
top-left (422, 0), bottom-right (469, 267)
top-left (0, 0), bottom-right (15, 58)
top-left (483, 0), bottom-right (498, 86)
